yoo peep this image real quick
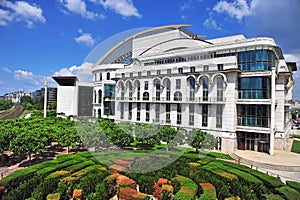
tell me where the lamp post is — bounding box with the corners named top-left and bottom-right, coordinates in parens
top-left (44, 77), bottom-right (48, 118)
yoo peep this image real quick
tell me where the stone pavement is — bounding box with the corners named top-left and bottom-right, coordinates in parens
top-left (231, 150), bottom-right (300, 182)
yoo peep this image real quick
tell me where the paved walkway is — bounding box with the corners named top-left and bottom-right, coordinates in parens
top-left (232, 150), bottom-right (300, 182)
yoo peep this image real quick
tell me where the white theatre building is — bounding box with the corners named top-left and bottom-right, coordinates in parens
top-left (59, 24), bottom-right (297, 155)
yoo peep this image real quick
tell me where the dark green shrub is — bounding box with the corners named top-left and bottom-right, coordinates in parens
top-left (276, 186), bottom-right (300, 200)
top-left (286, 181), bottom-right (300, 192)
top-left (263, 193), bottom-right (284, 200)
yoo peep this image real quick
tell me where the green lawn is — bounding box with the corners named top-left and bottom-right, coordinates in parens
top-left (291, 140), bottom-right (300, 154)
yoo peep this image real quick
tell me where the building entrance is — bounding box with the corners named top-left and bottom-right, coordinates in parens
top-left (237, 132), bottom-right (270, 153)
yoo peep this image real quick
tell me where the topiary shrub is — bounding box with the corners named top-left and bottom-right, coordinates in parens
top-left (276, 186), bottom-right (300, 200)
top-left (286, 181), bottom-right (300, 192)
top-left (199, 183), bottom-right (216, 200)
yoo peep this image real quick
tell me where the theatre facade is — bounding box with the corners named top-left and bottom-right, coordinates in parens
top-left (55, 24), bottom-right (297, 155)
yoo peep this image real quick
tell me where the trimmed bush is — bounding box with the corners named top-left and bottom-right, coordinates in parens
top-left (276, 186), bottom-right (300, 200)
top-left (286, 181), bottom-right (300, 192)
top-left (199, 183), bottom-right (216, 200)
top-left (46, 193), bottom-right (60, 200)
top-left (172, 175), bottom-right (198, 200)
top-left (263, 193), bottom-right (284, 200)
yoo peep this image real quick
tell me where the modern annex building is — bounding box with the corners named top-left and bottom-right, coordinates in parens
top-left (57, 24), bottom-right (297, 155)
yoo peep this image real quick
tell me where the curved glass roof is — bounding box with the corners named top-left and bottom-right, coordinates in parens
top-left (83, 24), bottom-right (193, 65)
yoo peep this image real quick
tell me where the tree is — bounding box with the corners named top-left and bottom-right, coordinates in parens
top-left (50, 101), bottom-right (57, 110)
top-left (25, 102), bottom-right (34, 110)
top-left (20, 96), bottom-right (32, 106)
top-left (57, 127), bottom-right (80, 153)
top-left (134, 123), bottom-right (160, 149)
top-left (0, 100), bottom-right (13, 110)
top-left (187, 129), bottom-right (207, 153)
top-left (158, 125), bottom-right (177, 151)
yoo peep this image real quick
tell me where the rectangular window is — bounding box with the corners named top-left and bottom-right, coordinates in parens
top-left (155, 104), bottom-right (160, 122)
top-left (130, 72), bottom-right (133, 77)
top-left (122, 73), bottom-right (125, 78)
top-left (146, 103), bottom-right (150, 122)
top-left (176, 79), bottom-right (181, 89)
top-left (237, 105), bottom-right (270, 128)
top-left (177, 103), bottom-right (182, 125)
top-left (178, 68), bottom-right (183, 74)
top-left (104, 84), bottom-right (115, 98)
top-left (137, 103), bottom-right (141, 121)
top-left (120, 103), bottom-right (124, 119)
top-left (189, 104), bottom-right (194, 126)
top-left (216, 105), bottom-right (223, 128)
top-left (138, 72), bottom-right (142, 76)
top-left (202, 104), bottom-right (208, 127)
top-left (128, 103), bottom-right (132, 120)
top-left (190, 66), bottom-right (195, 73)
top-left (147, 71), bottom-right (151, 76)
top-left (167, 69), bottom-right (171, 74)
top-left (166, 104), bottom-right (171, 123)
top-left (144, 81), bottom-right (149, 90)
top-left (157, 70), bottom-right (161, 75)
top-left (203, 65), bottom-right (209, 72)
top-left (217, 64), bottom-right (224, 71)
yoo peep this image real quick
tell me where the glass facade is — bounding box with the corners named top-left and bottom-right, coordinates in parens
top-left (237, 105), bottom-right (270, 128)
top-left (238, 77), bottom-right (270, 99)
top-left (104, 84), bottom-right (115, 98)
top-left (237, 50), bottom-right (275, 71)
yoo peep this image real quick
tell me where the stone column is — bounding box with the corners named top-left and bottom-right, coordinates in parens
top-left (270, 67), bottom-right (276, 155)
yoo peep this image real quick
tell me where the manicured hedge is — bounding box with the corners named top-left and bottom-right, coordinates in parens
top-left (286, 181), bottom-right (300, 192)
top-left (172, 175), bottom-right (198, 200)
top-left (276, 186), bottom-right (300, 200)
top-left (199, 183), bottom-right (216, 200)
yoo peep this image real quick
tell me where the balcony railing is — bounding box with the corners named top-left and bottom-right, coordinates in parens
top-left (115, 96), bottom-right (226, 103)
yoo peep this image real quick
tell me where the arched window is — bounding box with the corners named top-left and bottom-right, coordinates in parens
top-left (202, 77), bottom-right (209, 101)
top-left (174, 91), bottom-right (182, 101)
top-left (154, 80), bottom-right (160, 100)
top-left (128, 82), bottom-right (133, 100)
top-left (99, 73), bottom-right (102, 81)
top-left (217, 76), bottom-right (224, 101)
top-left (135, 81), bottom-right (141, 101)
top-left (188, 78), bottom-right (196, 101)
top-left (164, 79), bottom-right (171, 101)
top-left (119, 82), bottom-right (125, 100)
top-left (107, 72), bottom-right (110, 80)
top-left (98, 89), bottom-right (102, 104)
top-left (94, 73), bottom-right (97, 82)
top-left (94, 91), bottom-right (97, 103)
top-left (143, 92), bottom-right (149, 100)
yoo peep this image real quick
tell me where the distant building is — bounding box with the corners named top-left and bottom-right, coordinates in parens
top-left (4, 91), bottom-right (31, 103)
top-left (0, 96), bottom-right (4, 101)
top-left (32, 87), bottom-right (57, 106)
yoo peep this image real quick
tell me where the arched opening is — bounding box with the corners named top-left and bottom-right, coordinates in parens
top-left (107, 72), bottom-right (110, 80)
top-left (217, 76), bottom-right (224, 101)
top-left (154, 80), bottom-right (161, 101)
top-left (98, 89), bottom-right (102, 104)
top-left (97, 109), bottom-right (101, 118)
top-left (188, 77), bottom-right (196, 101)
top-left (174, 91), bottom-right (182, 101)
top-left (202, 77), bottom-right (209, 101)
top-left (164, 79), bottom-right (171, 101)
top-left (143, 92), bottom-right (149, 101)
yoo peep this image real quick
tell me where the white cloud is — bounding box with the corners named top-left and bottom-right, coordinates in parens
top-left (99, 0), bottom-right (141, 18)
top-left (53, 62), bottom-right (93, 82)
top-left (74, 29), bottom-right (96, 47)
top-left (59, 0), bottom-right (105, 20)
top-left (1, 67), bottom-right (12, 73)
top-left (213, 0), bottom-right (251, 21)
top-left (14, 70), bottom-right (42, 85)
top-left (0, 0), bottom-right (46, 27)
top-left (203, 14), bottom-right (221, 30)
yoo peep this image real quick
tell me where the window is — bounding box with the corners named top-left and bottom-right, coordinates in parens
top-left (155, 81), bottom-right (161, 101)
top-left (97, 109), bottom-right (101, 118)
top-left (216, 105), bottom-right (223, 128)
top-left (174, 91), bottom-right (182, 101)
top-left (98, 89), bottom-right (102, 104)
top-left (202, 77), bottom-right (209, 101)
top-left (104, 101), bottom-right (114, 115)
top-left (146, 103), bottom-right (150, 122)
top-left (202, 104), bottom-right (208, 127)
top-left (120, 82), bottom-right (125, 100)
top-left (217, 64), bottom-right (224, 71)
top-left (94, 73), bottom-right (97, 82)
top-left (178, 68), bottom-right (183, 74)
top-left (238, 77), bottom-right (270, 99)
top-left (189, 78), bottom-right (195, 101)
top-left (122, 73), bottom-right (125, 78)
top-left (128, 103), bottom-right (132, 120)
top-left (189, 104), bottom-right (194, 126)
top-left (166, 104), bottom-right (171, 123)
top-left (120, 103), bottom-right (124, 119)
top-left (203, 65), bottom-right (209, 72)
top-left (157, 70), bottom-right (161, 75)
top-left (130, 72), bottom-right (133, 77)
top-left (100, 73), bottom-right (102, 81)
top-left (147, 71), bottom-right (151, 76)
top-left (143, 92), bottom-right (149, 100)
top-left (137, 103), bottom-right (141, 121)
top-left (138, 72), bottom-right (142, 76)
top-left (144, 81), bottom-right (149, 90)
top-left (190, 66), bottom-right (195, 73)
top-left (237, 50), bottom-right (275, 71)
top-left (176, 79), bottom-right (181, 89)
top-left (94, 91), bottom-right (97, 103)
top-left (155, 104), bottom-right (160, 122)
top-left (237, 105), bottom-right (270, 128)
top-left (128, 82), bottom-right (133, 100)
top-left (104, 84), bottom-right (115, 98)
top-left (217, 77), bottom-right (224, 101)
top-left (177, 103), bottom-right (182, 125)
top-left (167, 69), bottom-right (171, 74)
top-left (106, 72), bottom-right (110, 80)
top-left (136, 82), bottom-right (141, 101)
top-left (165, 79), bottom-right (171, 101)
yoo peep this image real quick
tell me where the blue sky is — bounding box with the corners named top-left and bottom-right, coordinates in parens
top-left (0, 0), bottom-right (300, 99)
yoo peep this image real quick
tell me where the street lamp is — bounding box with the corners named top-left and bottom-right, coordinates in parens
top-left (44, 77), bottom-right (48, 118)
